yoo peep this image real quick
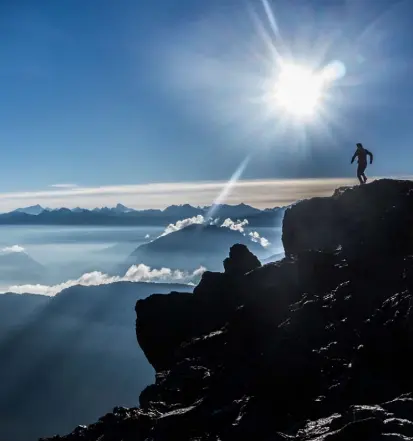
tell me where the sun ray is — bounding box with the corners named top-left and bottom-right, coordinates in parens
top-left (206, 154), bottom-right (252, 220)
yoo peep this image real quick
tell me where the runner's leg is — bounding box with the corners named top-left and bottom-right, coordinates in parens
top-left (357, 164), bottom-right (364, 185)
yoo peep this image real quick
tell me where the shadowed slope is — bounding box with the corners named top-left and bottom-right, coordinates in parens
top-left (41, 179), bottom-right (413, 441)
top-left (0, 282), bottom-right (192, 441)
top-left (122, 224), bottom-right (267, 273)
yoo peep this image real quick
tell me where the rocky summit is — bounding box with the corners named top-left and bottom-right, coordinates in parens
top-left (41, 179), bottom-right (413, 441)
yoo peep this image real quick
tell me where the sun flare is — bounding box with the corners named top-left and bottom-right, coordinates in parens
top-left (273, 63), bottom-right (326, 118)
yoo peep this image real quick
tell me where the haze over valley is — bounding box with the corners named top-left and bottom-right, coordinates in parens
top-left (0, 201), bottom-right (285, 440)
top-left (2, 0), bottom-right (413, 439)
top-left (0, 202), bottom-right (284, 294)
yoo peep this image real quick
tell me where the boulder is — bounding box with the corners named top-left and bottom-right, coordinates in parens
top-left (223, 243), bottom-right (261, 276)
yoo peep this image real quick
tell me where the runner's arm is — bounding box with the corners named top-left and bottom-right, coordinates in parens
top-left (366, 150), bottom-right (373, 164)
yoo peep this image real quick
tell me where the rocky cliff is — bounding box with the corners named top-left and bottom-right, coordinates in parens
top-left (41, 179), bottom-right (413, 441)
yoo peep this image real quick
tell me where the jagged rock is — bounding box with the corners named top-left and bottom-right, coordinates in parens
top-left (41, 179), bottom-right (413, 441)
top-left (295, 394), bottom-right (413, 440)
top-left (135, 291), bottom-right (198, 371)
top-left (223, 243), bottom-right (261, 276)
top-left (192, 271), bottom-right (227, 297)
top-left (282, 179), bottom-right (413, 258)
top-left (136, 245), bottom-right (261, 372)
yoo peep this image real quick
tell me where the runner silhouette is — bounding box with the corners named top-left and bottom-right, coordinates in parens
top-left (351, 143), bottom-right (373, 185)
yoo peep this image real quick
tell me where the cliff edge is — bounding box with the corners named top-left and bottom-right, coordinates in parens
top-left (41, 179), bottom-right (413, 441)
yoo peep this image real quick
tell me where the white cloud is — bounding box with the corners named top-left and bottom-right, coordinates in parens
top-left (0, 177), bottom-right (405, 213)
top-left (1, 245), bottom-right (26, 253)
top-left (159, 215), bottom-right (251, 238)
top-left (220, 218), bottom-right (270, 247)
top-left (220, 218), bottom-right (248, 233)
top-left (161, 214), bottom-right (205, 236)
top-left (3, 264), bottom-right (207, 296)
top-left (157, 215), bottom-right (269, 249)
top-left (50, 184), bottom-right (78, 189)
top-left (192, 266), bottom-right (207, 277)
top-left (249, 231), bottom-right (270, 248)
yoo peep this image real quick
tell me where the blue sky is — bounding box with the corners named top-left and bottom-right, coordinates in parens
top-left (0, 0), bottom-right (412, 208)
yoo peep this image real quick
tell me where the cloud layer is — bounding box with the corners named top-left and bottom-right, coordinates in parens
top-left (220, 218), bottom-right (248, 233)
top-left (50, 184), bottom-right (78, 189)
top-left (159, 215), bottom-right (250, 236)
top-left (161, 215), bottom-right (205, 236)
top-left (0, 177), bottom-right (406, 213)
top-left (249, 231), bottom-right (270, 248)
top-left (158, 215), bottom-right (271, 248)
top-left (3, 264), bottom-right (206, 296)
top-left (1, 245), bottom-right (26, 253)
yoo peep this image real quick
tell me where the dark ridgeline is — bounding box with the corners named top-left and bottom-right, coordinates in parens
top-left (0, 204), bottom-right (285, 227)
top-left (41, 179), bottom-right (413, 441)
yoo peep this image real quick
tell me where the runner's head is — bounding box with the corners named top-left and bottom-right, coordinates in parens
top-left (356, 142), bottom-right (363, 150)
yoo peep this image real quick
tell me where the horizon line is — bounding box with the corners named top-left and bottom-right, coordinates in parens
top-left (0, 176), bottom-right (411, 212)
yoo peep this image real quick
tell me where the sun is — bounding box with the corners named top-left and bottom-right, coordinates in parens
top-left (273, 63), bottom-right (326, 118)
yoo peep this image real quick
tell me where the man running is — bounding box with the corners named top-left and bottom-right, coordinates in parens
top-left (351, 142), bottom-right (373, 185)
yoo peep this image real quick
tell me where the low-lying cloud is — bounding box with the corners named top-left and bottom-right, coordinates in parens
top-left (158, 215), bottom-right (270, 248)
top-left (218, 219), bottom-right (270, 247)
top-left (249, 231), bottom-right (270, 248)
top-left (3, 264), bottom-right (207, 296)
top-left (1, 245), bottom-right (26, 253)
top-left (49, 183), bottom-right (79, 189)
top-left (220, 218), bottom-right (248, 233)
top-left (160, 215), bottom-right (250, 237)
top-left (161, 214), bottom-right (205, 236)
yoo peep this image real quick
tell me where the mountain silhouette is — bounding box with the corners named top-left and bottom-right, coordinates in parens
top-left (0, 249), bottom-right (45, 284)
top-left (161, 204), bottom-right (202, 218)
top-left (206, 202), bottom-right (262, 218)
top-left (13, 204), bottom-right (45, 215)
top-left (0, 204), bottom-right (284, 226)
top-left (92, 203), bottom-right (134, 214)
top-left (41, 179), bottom-right (413, 441)
top-left (121, 224), bottom-right (269, 273)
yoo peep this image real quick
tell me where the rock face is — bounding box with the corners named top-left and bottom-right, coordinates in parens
top-left (223, 243), bottom-right (261, 276)
top-left (282, 179), bottom-right (413, 258)
top-left (135, 243), bottom-right (260, 372)
top-left (41, 179), bottom-right (413, 441)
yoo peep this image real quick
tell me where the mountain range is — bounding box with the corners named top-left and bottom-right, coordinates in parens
top-left (1, 203), bottom-right (285, 226)
top-left (121, 223), bottom-right (270, 273)
top-left (41, 179), bottom-right (413, 441)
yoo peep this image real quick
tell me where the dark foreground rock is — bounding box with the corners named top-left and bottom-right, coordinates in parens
top-left (41, 179), bottom-right (413, 441)
top-left (282, 178), bottom-right (413, 258)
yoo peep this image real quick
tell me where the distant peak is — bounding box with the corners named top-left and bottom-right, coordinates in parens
top-left (114, 203), bottom-right (134, 213)
top-left (162, 204), bottom-right (200, 214)
top-left (14, 204), bottom-right (45, 215)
